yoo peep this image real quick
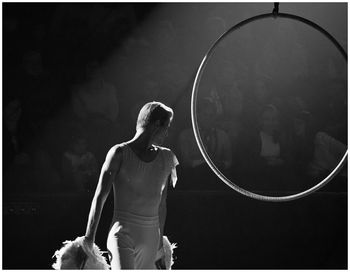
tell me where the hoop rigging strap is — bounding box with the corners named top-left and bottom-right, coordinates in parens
top-left (272, 2), bottom-right (279, 16)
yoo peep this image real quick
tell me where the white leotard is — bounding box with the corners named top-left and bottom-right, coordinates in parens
top-left (107, 143), bottom-right (178, 269)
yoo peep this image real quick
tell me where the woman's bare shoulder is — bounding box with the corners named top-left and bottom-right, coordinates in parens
top-left (103, 143), bottom-right (127, 171)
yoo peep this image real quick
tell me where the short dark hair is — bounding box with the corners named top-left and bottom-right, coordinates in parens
top-left (136, 101), bottom-right (173, 132)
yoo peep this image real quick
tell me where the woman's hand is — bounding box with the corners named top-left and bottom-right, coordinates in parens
top-left (155, 255), bottom-right (166, 269)
top-left (83, 236), bottom-right (94, 251)
top-left (155, 246), bottom-right (166, 269)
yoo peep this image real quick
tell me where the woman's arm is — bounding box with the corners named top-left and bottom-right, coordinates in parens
top-left (158, 179), bottom-right (168, 249)
top-left (84, 146), bottom-right (122, 245)
top-left (156, 177), bottom-right (169, 269)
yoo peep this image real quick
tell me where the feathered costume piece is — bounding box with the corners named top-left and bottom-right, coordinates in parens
top-left (52, 236), bottom-right (110, 270)
top-left (52, 236), bottom-right (176, 269)
top-left (156, 236), bottom-right (177, 269)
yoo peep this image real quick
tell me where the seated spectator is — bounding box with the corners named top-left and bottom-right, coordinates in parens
top-left (242, 79), bottom-right (273, 132)
top-left (258, 104), bottom-right (287, 167)
top-left (4, 99), bottom-right (23, 167)
top-left (178, 98), bottom-right (232, 190)
top-left (217, 84), bottom-right (244, 166)
top-left (31, 147), bottom-right (61, 193)
top-left (289, 110), bottom-right (315, 175)
top-left (62, 135), bottom-right (98, 194)
top-left (71, 63), bottom-right (124, 164)
top-left (3, 99), bottom-right (32, 193)
top-left (4, 98), bottom-right (62, 194)
top-left (238, 104), bottom-right (291, 192)
top-left (71, 75), bottom-right (119, 125)
top-left (308, 131), bottom-right (347, 179)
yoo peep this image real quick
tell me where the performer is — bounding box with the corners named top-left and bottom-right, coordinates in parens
top-left (83, 101), bottom-right (179, 269)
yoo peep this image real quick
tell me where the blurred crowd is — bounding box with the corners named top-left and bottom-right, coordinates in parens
top-left (175, 78), bottom-right (347, 193)
top-left (3, 4), bottom-right (142, 195)
top-left (4, 71), bottom-right (347, 195)
top-left (3, 4), bottom-right (347, 195)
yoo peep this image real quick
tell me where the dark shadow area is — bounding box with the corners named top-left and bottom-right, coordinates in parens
top-left (3, 183), bottom-right (347, 269)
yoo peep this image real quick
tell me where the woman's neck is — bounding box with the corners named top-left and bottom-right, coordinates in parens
top-left (130, 130), bottom-right (154, 151)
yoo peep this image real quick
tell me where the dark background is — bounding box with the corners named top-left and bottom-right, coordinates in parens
top-left (3, 3), bottom-right (347, 269)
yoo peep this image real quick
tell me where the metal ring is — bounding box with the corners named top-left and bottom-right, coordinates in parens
top-left (191, 12), bottom-right (347, 202)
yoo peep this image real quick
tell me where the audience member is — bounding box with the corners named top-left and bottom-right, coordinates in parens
top-left (258, 105), bottom-right (287, 167)
top-left (3, 99), bottom-right (31, 193)
top-left (152, 20), bottom-right (178, 57)
top-left (71, 66), bottom-right (119, 125)
top-left (4, 99), bottom-right (23, 164)
top-left (288, 110), bottom-right (315, 176)
top-left (238, 104), bottom-right (291, 192)
top-left (308, 132), bottom-right (347, 179)
top-left (217, 83), bottom-right (244, 166)
top-left (71, 64), bottom-right (124, 164)
top-left (243, 79), bottom-right (273, 131)
top-left (323, 79), bottom-right (347, 144)
top-left (62, 135), bottom-right (99, 194)
top-left (205, 16), bottom-right (227, 49)
top-left (4, 98), bottom-right (62, 194)
top-left (178, 98), bottom-right (232, 190)
top-left (31, 147), bottom-right (62, 193)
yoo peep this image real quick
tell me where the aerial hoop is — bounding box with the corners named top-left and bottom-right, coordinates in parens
top-left (191, 4), bottom-right (348, 202)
